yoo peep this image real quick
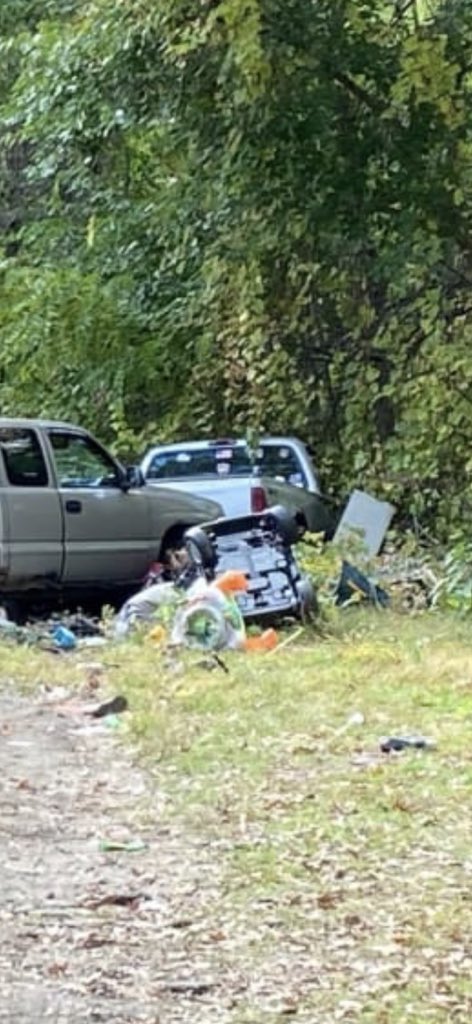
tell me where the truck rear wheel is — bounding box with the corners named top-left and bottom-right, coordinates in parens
top-left (0, 597), bottom-right (21, 624)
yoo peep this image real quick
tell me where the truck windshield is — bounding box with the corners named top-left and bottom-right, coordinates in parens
top-left (146, 444), bottom-right (308, 487)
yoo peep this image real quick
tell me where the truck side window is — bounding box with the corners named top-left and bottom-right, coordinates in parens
top-left (0, 428), bottom-right (48, 487)
top-left (49, 432), bottom-right (119, 489)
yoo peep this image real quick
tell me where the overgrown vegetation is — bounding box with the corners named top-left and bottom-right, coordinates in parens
top-left (0, 0), bottom-right (471, 540)
top-left (297, 529), bottom-right (472, 618)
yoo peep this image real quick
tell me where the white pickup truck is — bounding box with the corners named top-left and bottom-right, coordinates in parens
top-left (0, 418), bottom-right (222, 606)
top-left (140, 436), bottom-right (333, 535)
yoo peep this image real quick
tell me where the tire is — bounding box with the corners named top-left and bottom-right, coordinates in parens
top-left (263, 505), bottom-right (300, 546)
top-left (0, 596), bottom-right (21, 624)
top-left (184, 526), bottom-right (217, 570)
top-left (159, 526), bottom-right (191, 576)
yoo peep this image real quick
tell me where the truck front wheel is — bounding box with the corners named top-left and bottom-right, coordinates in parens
top-left (159, 527), bottom-right (191, 575)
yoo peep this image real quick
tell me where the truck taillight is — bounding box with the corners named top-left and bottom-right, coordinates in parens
top-left (251, 485), bottom-right (267, 513)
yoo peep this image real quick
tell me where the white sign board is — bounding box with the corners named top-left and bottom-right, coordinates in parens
top-left (334, 489), bottom-right (395, 557)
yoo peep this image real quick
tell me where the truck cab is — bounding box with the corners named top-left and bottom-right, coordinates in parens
top-left (0, 419), bottom-right (221, 599)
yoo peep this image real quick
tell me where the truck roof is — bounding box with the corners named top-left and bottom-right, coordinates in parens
top-left (0, 417), bottom-right (88, 432)
top-left (145, 436), bottom-right (307, 452)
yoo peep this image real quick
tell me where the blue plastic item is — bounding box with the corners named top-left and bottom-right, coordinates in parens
top-left (52, 625), bottom-right (77, 650)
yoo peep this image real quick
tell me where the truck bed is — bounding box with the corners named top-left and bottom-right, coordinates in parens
top-left (140, 437), bottom-right (333, 535)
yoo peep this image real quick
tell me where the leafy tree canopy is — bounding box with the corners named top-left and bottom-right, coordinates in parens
top-left (0, 0), bottom-right (471, 537)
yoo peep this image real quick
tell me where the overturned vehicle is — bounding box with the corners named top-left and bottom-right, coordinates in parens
top-left (183, 505), bottom-right (315, 622)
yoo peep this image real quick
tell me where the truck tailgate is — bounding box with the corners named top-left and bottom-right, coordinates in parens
top-left (146, 477), bottom-right (253, 517)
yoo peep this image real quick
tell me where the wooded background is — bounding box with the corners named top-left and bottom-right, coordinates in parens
top-left (0, 0), bottom-right (471, 538)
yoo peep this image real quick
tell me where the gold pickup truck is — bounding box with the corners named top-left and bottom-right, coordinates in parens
top-left (0, 418), bottom-right (222, 606)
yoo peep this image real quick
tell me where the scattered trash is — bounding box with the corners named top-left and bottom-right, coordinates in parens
top-left (0, 612), bottom-right (19, 636)
top-left (99, 839), bottom-right (148, 853)
top-left (334, 490), bottom-right (395, 557)
top-left (167, 570), bottom-right (280, 652)
top-left (0, 615), bottom-right (40, 645)
top-left (347, 711), bottom-right (365, 727)
top-left (0, 492), bottom-right (429, 667)
top-left (56, 612), bottom-right (104, 638)
top-left (0, 607), bottom-right (108, 653)
top-left (244, 628), bottom-right (279, 652)
top-left (147, 623), bottom-right (168, 646)
top-left (334, 710), bottom-right (366, 737)
top-left (114, 581), bottom-right (179, 638)
top-left (336, 561), bottom-right (389, 607)
top-left (89, 695), bottom-right (128, 719)
top-left (171, 571), bottom-right (248, 650)
top-left (103, 714), bottom-right (124, 731)
top-left (380, 735), bottom-right (436, 753)
top-left (52, 625), bottom-right (77, 650)
top-left (142, 561), bottom-right (165, 586)
top-left (0, 499), bottom-right (398, 654)
top-left (77, 636), bottom-right (107, 648)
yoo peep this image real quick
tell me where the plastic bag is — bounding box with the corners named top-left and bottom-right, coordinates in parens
top-left (171, 572), bottom-right (247, 651)
top-left (114, 582), bottom-right (178, 637)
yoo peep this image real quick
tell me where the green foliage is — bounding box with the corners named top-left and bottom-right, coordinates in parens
top-left (433, 539), bottom-right (472, 614)
top-left (0, 0), bottom-right (471, 538)
top-left (297, 533), bottom-right (344, 623)
top-left (0, 262), bottom-right (145, 447)
top-left (298, 528), bottom-right (377, 624)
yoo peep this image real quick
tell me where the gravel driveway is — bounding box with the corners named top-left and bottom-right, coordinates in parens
top-left (0, 687), bottom-right (238, 1024)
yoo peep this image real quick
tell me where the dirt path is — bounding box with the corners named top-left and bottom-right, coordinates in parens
top-left (0, 686), bottom-right (238, 1024)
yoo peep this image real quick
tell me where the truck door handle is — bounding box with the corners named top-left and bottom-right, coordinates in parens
top-left (65, 499), bottom-right (82, 514)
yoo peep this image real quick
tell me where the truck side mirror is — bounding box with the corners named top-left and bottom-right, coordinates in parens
top-left (120, 465), bottom-right (145, 490)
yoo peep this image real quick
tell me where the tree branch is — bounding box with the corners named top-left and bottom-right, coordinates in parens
top-left (332, 71), bottom-right (383, 114)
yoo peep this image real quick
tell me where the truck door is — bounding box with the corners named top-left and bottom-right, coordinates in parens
top-left (47, 429), bottom-right (152, 584)
top-left (0, 426), bottom-right (63, 585)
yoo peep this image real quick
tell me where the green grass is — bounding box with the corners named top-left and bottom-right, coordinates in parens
top-left (6, 609), bottom-right (472, 1022)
